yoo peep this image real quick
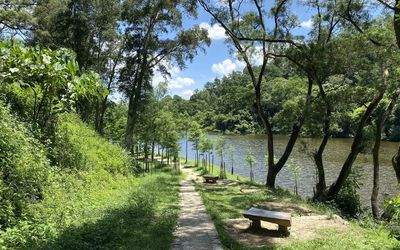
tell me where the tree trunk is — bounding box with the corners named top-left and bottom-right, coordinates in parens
top-left (313, 81), bottom-right (331, 200)
top-left (96, 94), bottom-right (109, 135)
top-left (326, 88), bottom-right (385, 200)
top-left (124, 92), bottom-right (137, 152)
top-left (212, 155), bottom-right (214, 173)
top-left (394, 0), bottom-right (400, 48)
top-left (196, 145), bottom-right (199, 166)
top-left (185, 129), bottom-right (188, 163)
top-left (392, 145), bottom-right (400, 183)
top-left (371, 93), bottom-right (398, 218)
top-left (151, 140), bottom-right (155, 161)
top-left (371, 119), bottom-right (382, 218)
top-left (161, 147), bottom-right (164, 164)
top-left (264, 78), bottom-right (312, 188)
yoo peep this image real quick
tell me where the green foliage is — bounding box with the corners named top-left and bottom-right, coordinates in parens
top-left (287, 160), bottom-right (301, 196)
top-left (103, 101), bottom-right (128, 144)
top-left (33, 0), bottom-right (121, 72)
top-left (0, 40), bottom-right (107, 136)
top-left (0, 100), bottom-right (50, 229)
top-left (215, 136), bottom-right (225, 158)
top-left (188, 120), bottom-right (204, 165)
top-left (199, 136), bottom-right (213, 154)
top-left (53, 113), bottom-right (133, 174)
top-left (0, 0), bottom-right (35, 38)
top-left (0, 104), bottom-right (179, 249)
top-left (385, 195), bottom-right (400, 222)
top-left (333, 171), bottom-right (362, 218)
top-left (245, 150), bottom-right (256, 166)
top-left (0, 169), bottom-right (180, 249)
top-left (195, 166), bottom-right (399, 249)
top-left (385, 194), bottom-right (400, 239)
top-left (245, 149), bottom-right (256, 181)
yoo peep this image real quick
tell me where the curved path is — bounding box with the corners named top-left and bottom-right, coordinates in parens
top-left (171, 167), bottom-right (223, 250)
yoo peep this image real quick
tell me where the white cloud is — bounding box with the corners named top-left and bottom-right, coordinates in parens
top-left (300, 19), bottom-right (313, 29)
top-left (180, 89), bottom-right (194, 99)
top-left (199, 22), bottom-right (227, 40)
top-left (151, 61), bottom-right (195, 90)
top-left (249, 46), bottom-right (263, 66)
top-left (169, 77), bottom-right (195, 89)
top-left (152, 72), bottom-right (166, 87)
top-left (211, 58), bottom-right (246, 76)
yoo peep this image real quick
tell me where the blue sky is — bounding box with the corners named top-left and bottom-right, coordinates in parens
top-left (156, 3), bottom-right (315, 99)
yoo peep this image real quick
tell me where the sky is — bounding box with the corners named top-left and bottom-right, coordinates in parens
top-left (154, 2), bottom-right (315, 100)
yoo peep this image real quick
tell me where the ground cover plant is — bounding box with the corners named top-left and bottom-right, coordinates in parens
top-left (189, 161), bottom-right (400, 249)
top-left (0, 103), bottom-right (181, 249)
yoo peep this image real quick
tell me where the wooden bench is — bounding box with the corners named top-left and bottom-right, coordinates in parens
top-left (203, 175), bottom-right (218, 183)
top-left (243, 207), bottom-right (291, 234)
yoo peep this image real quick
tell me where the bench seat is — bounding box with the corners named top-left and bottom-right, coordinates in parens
top-left (203, 175), bottom-right (218, 183)
top-left (243, 207), bottom-right (291, 234)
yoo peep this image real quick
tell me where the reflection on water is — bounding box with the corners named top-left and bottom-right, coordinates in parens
top-left (179, 134), bottom-right (400, 209)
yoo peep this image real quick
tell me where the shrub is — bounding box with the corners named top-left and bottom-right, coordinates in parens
top-left (385, 195), bottom-right (400, 239)
top-left (52, 113), bottom-right (133, 174)
top-left (0, 100), bottom-right (51, 229)
top-left (0, 40), bottom-right (107, 141)
top-left (333, 171), bottom-right (362, 218)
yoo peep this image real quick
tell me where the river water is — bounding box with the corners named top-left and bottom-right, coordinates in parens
top-left (179, 134), bottom-right (400, 209)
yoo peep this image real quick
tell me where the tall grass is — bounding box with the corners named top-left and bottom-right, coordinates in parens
top-left (0, 109), bottom-right (181, 249)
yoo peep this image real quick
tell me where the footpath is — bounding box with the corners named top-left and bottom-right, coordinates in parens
top-left (171, 167), bottom-right (223, 250)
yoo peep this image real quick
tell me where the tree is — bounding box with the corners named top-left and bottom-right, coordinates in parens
top-left (200, 136), bottom-right (213, 172)
top-left (0, 40), bottom-right (107, 138)
top-left (189, 120), bottom-right (204, 166)
top-left (287, 160), bottom-right (301, 196)
top-left (120, 0), bottom-right (210, 151)
top-left (393, 146), bottom-right (400, 183)
top-left (0, 0), bottom-right (37, 39)
top-left (371, 92), bottom-right (399, 218)
top-left (280, 1), bottom-right (400, 201)
top-left (33, 0), bottom-right (123, 129)
top-left (246, 149), bottom-right (256, 182)
top-left (199, 0), bottom-right (313, 188)
top-left (227, 145), bottom-right (235, 175)
top-left (33, 0), bottom-right (121, 72)
top-left (216, 136), bottom-right (226, 178)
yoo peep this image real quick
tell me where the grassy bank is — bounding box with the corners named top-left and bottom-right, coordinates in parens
top-left (0, 168), bottom-right (181, 249)
top-left (184, 159), bottom-right (400, 249)
top-left (0, 106), bottom-right (182, 249)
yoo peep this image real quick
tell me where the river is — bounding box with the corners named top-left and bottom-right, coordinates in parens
top-left (179, 134), bottom-right (400, 209)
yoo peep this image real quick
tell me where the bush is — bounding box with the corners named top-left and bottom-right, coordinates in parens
top-left (333, 171), bottom-right (362, 218)
top-left (385, 195), bottom-right (400, 239)
top-left (0, 40), bottom-right (107, 141)
top-left (52, 113), bottom-right (133, 174)
top-left (385, 195), bottom-right (400, 221)
top-left (0, 100), bottom-right (51, 229)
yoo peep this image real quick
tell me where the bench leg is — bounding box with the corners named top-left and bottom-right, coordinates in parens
top-left (251, 219), bottom-right (261, 229)
top-left (278, 225), bottom-right (289, 235)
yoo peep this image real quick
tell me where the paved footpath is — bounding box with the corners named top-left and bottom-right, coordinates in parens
top-left (171, 168), bottom-right (223, 250)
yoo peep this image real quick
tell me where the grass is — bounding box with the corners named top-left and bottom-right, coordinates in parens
top-left (184, 159), bottom-right (400, 249)
top-left (0, 167), bottom-right (181, 250)
top-left (46, 167), bottom-right (182, 250)
top-left (0, 110), bottom-right (183, 249)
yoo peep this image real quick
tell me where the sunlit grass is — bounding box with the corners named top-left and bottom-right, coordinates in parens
top-left (0, 166), bottom-right (181, 250)
top-left (186, 159), bottom-right (400, 249)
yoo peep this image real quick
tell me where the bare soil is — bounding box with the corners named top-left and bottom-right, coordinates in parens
top-left (224, 213), bottom-right (349, 247)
